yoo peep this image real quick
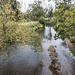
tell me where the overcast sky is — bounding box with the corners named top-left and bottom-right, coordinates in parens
top-left (16, 0), bottom-right (55, 12)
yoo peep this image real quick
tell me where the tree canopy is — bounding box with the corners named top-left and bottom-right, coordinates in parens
top-left (29, 1), bottom-right (45, 20)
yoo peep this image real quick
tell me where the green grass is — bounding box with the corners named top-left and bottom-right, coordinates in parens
top-left (44, 18), bottom-right (49, 20)
top-left (18, 19), bottom-right (30, 23)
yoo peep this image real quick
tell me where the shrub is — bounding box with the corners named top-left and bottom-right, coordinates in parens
top-left (38, 17), bottom-right (45, 25)
top-left (50, 17), bottom-right (57, 26)
top-left (53, 6), bottom-right (75, 48)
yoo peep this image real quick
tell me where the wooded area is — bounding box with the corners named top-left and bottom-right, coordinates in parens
top-left (0, 0), bottom-right (75, 49)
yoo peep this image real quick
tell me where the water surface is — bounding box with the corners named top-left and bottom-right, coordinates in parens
top-left (0, 25), bottom-right (75, 75)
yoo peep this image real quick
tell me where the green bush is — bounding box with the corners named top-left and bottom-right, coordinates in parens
top-left (52, 6), bottom-right (75, 48)
top-left (38, 17), bottom-right (45, 25)
top-left (50, 17), bottom-right (57, 26)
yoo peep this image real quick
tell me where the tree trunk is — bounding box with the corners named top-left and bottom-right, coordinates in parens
top-left (3, 23), bottom-right (6, 40)
top-left (3, 23), bottom-right (6, 35)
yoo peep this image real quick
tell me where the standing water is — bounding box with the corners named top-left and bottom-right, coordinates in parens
top-left (0, 25), bottom-right (75, 75)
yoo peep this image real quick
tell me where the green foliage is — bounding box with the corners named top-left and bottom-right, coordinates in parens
top-left (18, 12), bottom-right (26, 20)
top-left (54, 0), bottom-right (72, 9)
top-left (38, 17), bottom-right (46, 25)
top-left (0, 1), bottom-right (18, 49)
top-left (52, 6), bottom-right (75, 47)
top-left (0, 0), bottom-right (17, 9)
top-left (25, 9), bottom-right (32, 20)
top-left (18, 19), bottom-right (30, 23)
top-left (30, 23), bottom-right (43, 30)
top-left (48, 8), bottom-right (53, 17)
top-left (0, 21), bottom-right (43, 51)
top-left (0, 21), bottom-right (18, 49)
top-left (50, 17), bottom-right (57, 25)
top-left (0, 1), bottom-right (43, 51)
top-left (29, 1), bottom-right (45, 20)
top-left (0, 2), bottom-right (16, 38)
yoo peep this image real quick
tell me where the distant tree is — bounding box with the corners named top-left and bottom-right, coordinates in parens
top-left (48, 7), bottom-right (53, 20)
top-left (44, 8), bottom-right (48, 17)
top-left (47, 0), bottom-right (72, 10)
top-left (29, 1), bottom-right (45, 20)
top-left (25, 9), bottom-right (32, 19)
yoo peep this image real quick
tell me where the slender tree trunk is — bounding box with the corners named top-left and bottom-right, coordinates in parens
top-left (3, 23), bottom-right (6, 35)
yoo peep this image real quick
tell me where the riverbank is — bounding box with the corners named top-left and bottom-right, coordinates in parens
top-left (50, 17), bottom-right (75, 52)
top-left (50, 5), bottom-right (75, 49)
top-left (0, 20), bottom-right (43, 50)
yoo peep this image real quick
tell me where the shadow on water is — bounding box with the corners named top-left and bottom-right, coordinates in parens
top-left (0, 24), bottom-right (75, 75)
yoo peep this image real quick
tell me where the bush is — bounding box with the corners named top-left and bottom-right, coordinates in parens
top-left (38, 17), bottom-right (45, 25)
top-left (50, 17), bottom-right (57, 26)
top-left (53, 6), bottom-right (75, 48)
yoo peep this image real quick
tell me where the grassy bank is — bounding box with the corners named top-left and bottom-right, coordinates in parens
top-left (0, 20), bottom-right (43, 50)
